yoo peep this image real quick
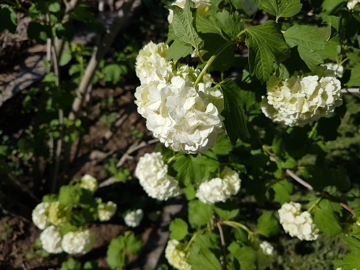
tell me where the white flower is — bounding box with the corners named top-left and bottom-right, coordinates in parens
top-left (278, 202), bottom-right (319, 241)
top-left (196, 166), bottom-right (241, 204)
top-left (32, 202), bottom-right (51, 230)
top-left (135, 41), bottom-right (172, 83)
top-left (347, 0), bottom-right (360, 9)
top-left (259, 241), bottom-right (274, 255)
top-left (321, 63), bottom-right (344, 78)
top-left (80, 174), bottom-right (98, 193)
top-left (61, 230), bottom-right (95, 254)
top-left (40, 226), bottom-right (63, 254)
top-left (165, 239), bottom-right (192, 270)
top-left (146, 76), bottom-right (224, 153)
top-left (261, 72), bottom-right (342, 127)
top-left (98, 201), bottom-right (117, 221)
top-left (124, 209), bottom-right (144, 227)
top-left (168, 0), bottom-right (211, 23)
top-left (135, 152), bottom-right (181, 200)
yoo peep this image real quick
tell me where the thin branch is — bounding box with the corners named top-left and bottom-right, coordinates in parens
top-left (285, 169), bottom-right (314, 191)
top-left (217, 222), bottom-right (228, 270)
top-left (341, 88), bottom-right (359, 94)
top-left (340, 202), bottom-right (354, 214)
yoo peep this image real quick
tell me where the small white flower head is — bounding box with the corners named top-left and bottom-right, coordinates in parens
top-left (32, 202), bottom-right (52, 230)
top-left (196, 166), bottom-right (241, 204)
top-left (124, 209), bottom-right (144, 227)
top-left (165, 239), bottom-right (192, 270)
top-left (40, 225), bottom-right (63, 254)
top-left (347, 0), bottom-right (360, 9)
top-left (98, 201), bottom-right (117, 221)
top-left (80, 174), bottom-right (98, 193)
top-left (61, 229), bottom-right (95, 254)
top-left (135, 152), bottom-right (181, 200)
top-left (135, 41), bottom-right (172, 83)
top-left (261, 72), bottom-right (343, 127)
top-left (168, 0), bottom-right (211, 23)
top-left (259, 241), bottom-right (274, 255)
top-left (278, 202), bottom-right (319, 241)
top-left (48, 202), bottom-right (71, 226)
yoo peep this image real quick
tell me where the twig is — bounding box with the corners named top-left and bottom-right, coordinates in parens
top-left (285, 169), bottom-right (314, 191)
top-left (341, 88), bottom-right (359, 94)
top-left (340, 202), bottom-right (354, 214)
top-left (217, 222), bottom-right (228, 270)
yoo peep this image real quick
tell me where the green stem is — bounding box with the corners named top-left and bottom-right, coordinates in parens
top-left (307, 196), bottom-right (322, 213)
top-left (194, 40), bottom-right (237, 85)
top-left (184, 230), bottom-right (202, 252)
top-left (223, 220), bottom-right (254, 241)
top-left (308, 121), bottom-right (318, 139)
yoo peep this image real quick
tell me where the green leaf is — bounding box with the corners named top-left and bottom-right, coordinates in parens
top-left (220, 79), bottom-right (250, 143)
top-left (213, 10), bottom-right (244, 39)
top-left (195, 14), bottom-right (223, 36)
top-left (245, 20), bottom-right (290, 82)
top-left (48, 0), bottom-right (61, 13)
top-left (256, 0), bottom-right (302, 20)
top-left (313, 206), bottom-right (342, 236)
top-left (170, 0), bottom-right (203, 51)
top-left (333, 236), bottom-right (360, 269)
top-left (187, 247), bottom-right (222, 270)
top-left (107, 236), bottom-right (126, 269)
top-left (167, 39), bottom-right (194, 61)
top-left (257, 211), bottom-right (280, 237)
top-left (270, 180), bottom-right (293, 204)
top-left (103, 64), bottom-right (126, 85)
top-left (211, 134), bottom-right (233, 155)
top-left (188, 200), bottom-right (213, 227)
top-left (233, 246), bottom-right (256, 270)
top-left (213, 201), bottom-right (240, 220)
top-left (27, 22), bottom-right (51, 44)
top-left (124, 232), bottom-right (142, 255)
top-left (0, 6), bottom-right (17, 33)
top-left (297, 46), bottom-right (324, 71)
top-left (60, 51), bottom-right (72, 66)
top-left (347, 65), bottom-right (360, 87)
top-left (305, 166), bottom-right (350, 192)
top-left (170, 218), bottom-right (189, 240)
top-left (240, 0), bottom-right (258, 16)
top-left (60, 258), bottom-right (82, 270)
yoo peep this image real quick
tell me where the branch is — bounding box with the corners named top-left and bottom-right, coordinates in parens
top-left (217, 222), bottom-right (228, 270)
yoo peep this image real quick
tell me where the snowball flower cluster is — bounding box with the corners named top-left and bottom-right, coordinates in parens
top-left (135, 152), bottom-right (181, 200)
top-left (278, 202), bottom-right (319, 241)
top-left (97, 201), bottom-right (117, 221)
top-left (347, 0), bottom-right (360, 9)
top-left (195, 166), bottom-right (241, 204)
top-left (261, 71), bottom-right (342, 127)
top-left (259, 241), bottom-right (274, 255)
top-left (124, 209), bottom-right (144, 227)
top-left (61, 229), bottom-right (95, 254)
top-left (79, 174), bottom-right (98, 193)
top-left (167, 0), bottom-right (211, 23)
top-left (135, 41), bottom-right (224, 153)
top-left (165, 239), bottom-right (192, 270)
top-left (40, 226), bottom-right (63, 254)
top-left (32, 202), bottom-right (52, 229)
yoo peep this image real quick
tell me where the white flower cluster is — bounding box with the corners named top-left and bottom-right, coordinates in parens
top-left (322, 63), bottom-right (344, 78)
top-left (167, 0), bottom-right (211, 23)
top-left (165, 239), bottom-right (192, 270)
top-left (98, 201), bottom-right (117, 221)
top-left (79, 174), bottom-right (98, 193)
top-left (261, 71), bottom-right (342, 127)
top-left (124, 209), bottom-right (144, 227)
top-left (347, 0), bottom-right (360, 9)
top-left (135, 152), bottom-right (181, 200)
top-left (195, 166), bottom-right (241, 204)
top-left (135, 41), bottom-right (224, 153)
top-left (32, 202), bottom-right (52, 230)
top-left (39, 227), bottom-right (95, 254)
top-left (259, 241), bottom-right (274, 255)
top-left (278, 202), bottom-right (319, 241)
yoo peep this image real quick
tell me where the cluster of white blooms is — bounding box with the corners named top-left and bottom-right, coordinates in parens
top-left (32, 202), bottom-right (52, 229)
top-left (321, 63), bottom-right (344, 78)
top-left (61, 229), bottom-right (95, 254)
top-left (165, 239), bottom-right (192, 270)
top-left (259, 241), bottom-right (274, 255)
top-left (40, 226), bottom-right (63, 254)
top-left (278, 202), bottom-right (319, 241)
top-left (195, 166), bottom-right (241, 204)
top-left (167, 0), bottom-right (211, 23)
top-left (135, 152), bottom-right (181, 200)
top-left (97, 201), bottom-right (117, 221)
top-left (134, 41), bottom-right (224, 153)
top-left (347, 0), bottom-right (360, 9)
top-left (124, 209), bottom-right (144, 227)
top-left (79, 174), bottom-right (98, 193)
top-left (261, 71), bottom-right (342, 127)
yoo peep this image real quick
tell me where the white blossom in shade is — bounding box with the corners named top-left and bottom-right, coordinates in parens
top-left (259, 241), bottom-right (274, 255)
top-left (40, 225), bottom-right (63, 254)
top-left (261, 72), bottom-right (342, 127)
top-left (32, 202), bottom-right (51, 230)
top-left (146, 76), bottom-right (224, 153)
top-left (168, 0), bottom-right (211, 23)
top-left (278, 202), bottom-right (319, 241)
top-left (165, 239), bottom-right (191, 270)
top-left (80, 174), bottom-right (98, 193)
top-left (124, 209), bottom-right (144, 227)
top-left (321, 63), bottom-right (344, 78)
top-left (347, 0), bottom-right (360, 9)
top-left (61, 230), bottom-right (95, 255)
top-left (98, 201), bottom-right (117, 221)
top-left (196, 166), bottom-right (241, 204)
top-left (135, 152), bottom-right (181, 201)
top-left (135, 41), bottom-right (172, 83)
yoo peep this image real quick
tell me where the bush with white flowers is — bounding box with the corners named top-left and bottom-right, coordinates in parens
top-left (40, 226), bottom-right (63, 254)
top-left (61, 229), bottom-right (95, 255)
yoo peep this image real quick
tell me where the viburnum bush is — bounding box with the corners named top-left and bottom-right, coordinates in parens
top-left (132, 0), bottom-right (360, 269)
